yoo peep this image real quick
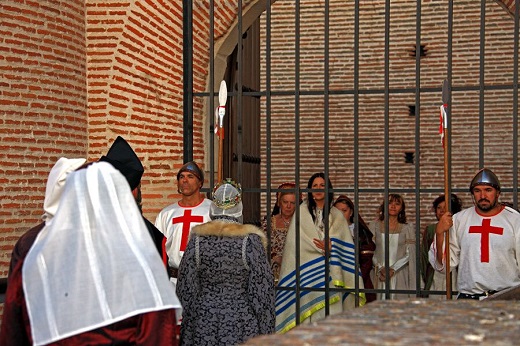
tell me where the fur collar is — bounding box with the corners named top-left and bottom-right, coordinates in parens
top-left (191, 221), bottom-right (267, 249)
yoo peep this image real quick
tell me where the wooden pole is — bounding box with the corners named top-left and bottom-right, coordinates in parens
top-left (218, 128), bottom-right (224, 182)
top-left (442, 79), bottom-right (452, 300)
top-left (443, 127), bottom-right (451, 300)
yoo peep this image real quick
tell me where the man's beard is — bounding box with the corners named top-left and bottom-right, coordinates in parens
top-left (476, 198), bottom-right (497, 212)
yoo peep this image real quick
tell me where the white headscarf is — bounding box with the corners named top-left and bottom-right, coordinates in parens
top-left (23, 162), bottom-right (180, 345)
top-left (42, 157), bottom-right (87, 221)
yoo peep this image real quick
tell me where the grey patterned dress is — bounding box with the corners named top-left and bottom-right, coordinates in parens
top-left (176, 221), bottom-right (275, 346)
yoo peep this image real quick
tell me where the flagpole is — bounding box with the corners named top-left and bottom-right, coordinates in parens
top-left (217, 80), bottom-right (227, 183)
top-left (441, 79), bottom-right (452, 300)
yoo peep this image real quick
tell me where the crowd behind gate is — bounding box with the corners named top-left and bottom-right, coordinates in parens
top-left (2, 136), bottom-right (520, 345)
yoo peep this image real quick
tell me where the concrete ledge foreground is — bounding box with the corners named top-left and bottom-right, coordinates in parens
top-left (245, 299), bottom-right (520, 345)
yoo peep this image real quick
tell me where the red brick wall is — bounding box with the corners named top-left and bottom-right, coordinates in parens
top-left (84, 0), bottom-right (256, 220)
top-left (0, 0), bottom-right (258, 280)
top-left (0, 0), bottom-right (87, 276)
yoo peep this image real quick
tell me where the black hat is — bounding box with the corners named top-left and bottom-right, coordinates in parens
top-left (99, 136), bottom-right (144, 190)
top-left (177, 161), bottom-right (204, 185)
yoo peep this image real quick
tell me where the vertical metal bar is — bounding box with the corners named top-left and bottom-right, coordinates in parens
top-left (478, 0), bottom-right (486, 167)
top-left (447, 1), bottom-right (453, 89)
top-left (353, 0), bottom-right (361, 306)
top-left (383, 0), bottom-right (391, 300)
top-left (414, 0), bottom-right (422, 298)
top-left (323, 0), bottom-right (331, 317)
top-left (265, 0), bottom-right (273, 285)
top-left (478, 0), bottom-right (486, 168)
top-left (209, 0), bottom-right (215, 188)
top-left (237, 0), bottom-right (243, 182)
top-left (183, 0), bottom-right (193, 163)
top-left (444, 0), bottom-right (454, 301)
top-left (447, 3), bottom-right (453, 188)
top-left (294, 0), bottom-right (302, 326)
top-left (513, 0), bottom-right (519, 208)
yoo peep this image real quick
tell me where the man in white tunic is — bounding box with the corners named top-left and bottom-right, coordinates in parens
top-left (155, 161), bottom-right (211, 285)
top-left (430, 168), bottom-right (520, 299)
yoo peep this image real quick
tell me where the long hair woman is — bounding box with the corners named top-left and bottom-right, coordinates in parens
top-left (369, 194), bottom-right (416, 300)
top-left (276, 173), bottom-right (365, 333)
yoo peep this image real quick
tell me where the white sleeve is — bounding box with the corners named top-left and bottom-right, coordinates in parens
top-left (429, 225), bottom-right (460, 273)
top-left (391, 246), bottom-right (409, 272)
top-left (429, 233), bottom-right (446, 273)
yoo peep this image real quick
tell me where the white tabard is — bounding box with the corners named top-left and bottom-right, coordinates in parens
top-left (155, 199), bottom-right (212, 270)
top-left (430, 206), bottom-right (520, 295)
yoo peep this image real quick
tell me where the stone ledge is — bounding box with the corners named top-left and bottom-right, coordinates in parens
top-left (245, 299), bottom-right (520, 345)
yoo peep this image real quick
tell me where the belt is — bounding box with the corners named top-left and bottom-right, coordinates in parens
top-left (361, 250), bottom-right (375, 255)
top-left (168, 266), bottom-right (179, 279)
top-left (457, 290), bottom-right (498, 300)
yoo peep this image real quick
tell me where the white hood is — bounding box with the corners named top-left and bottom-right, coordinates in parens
top-left (24, 162), bottom-right (180, 345)
top-left (42, 157), bottom-right (86, 221)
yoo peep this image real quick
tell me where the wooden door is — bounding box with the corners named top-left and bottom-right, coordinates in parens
top-left (223, 19), bottom-right (261, 225)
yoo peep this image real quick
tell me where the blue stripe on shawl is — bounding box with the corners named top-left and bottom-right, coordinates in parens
top-left (275, 237), bottom-right (361, 332)
top-left (275, 269), bottom-right (330, 332)
top-left (276, 256), bottom-right (326, 311)
top-left (330, 237), bottom-right (360, 275)
top-left (276, 293), bottom-right (328, 333)
top-left (278, 255), bottom-right (324, 287)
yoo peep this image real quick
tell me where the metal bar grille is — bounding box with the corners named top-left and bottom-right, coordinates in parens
top-left (185, 0), bottom-right (520, 320)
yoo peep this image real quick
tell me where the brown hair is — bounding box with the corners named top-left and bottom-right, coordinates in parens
top-left (378, 193), bottom-right (407, 224)
top-left (334, 195), bottom-right (374, 242)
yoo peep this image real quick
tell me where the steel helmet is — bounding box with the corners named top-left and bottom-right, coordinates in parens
top-left (177, 161), bottom-right (204, 186)
top-left (469, 168), bottom-right (501, 192)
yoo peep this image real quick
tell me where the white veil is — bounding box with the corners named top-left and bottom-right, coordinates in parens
top-left (23, 162), bottom-right (180, 345)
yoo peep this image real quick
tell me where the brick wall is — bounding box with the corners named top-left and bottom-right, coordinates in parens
top-left (0, 0), bottom-right (88, 276)
top-left (84, 0), bottom-right (256, 220)
top-left (0, 0), bottom-right (253, 279)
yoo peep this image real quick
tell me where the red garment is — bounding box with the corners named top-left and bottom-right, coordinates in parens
top-left (7, 222), bottom-right (45, 276)
top-left (1, 260), bottom-right (178, 346)
top-left (360, 241), bottom-right (377, 303)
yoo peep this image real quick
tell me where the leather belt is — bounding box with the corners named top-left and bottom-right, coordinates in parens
top-left (457, 290), bottom-right (498, 300)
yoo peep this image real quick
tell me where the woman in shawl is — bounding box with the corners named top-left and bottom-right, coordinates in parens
top-left (420, 193), bottom-right (462, 298)
top-left (275, 173), bottom-right (365, 334)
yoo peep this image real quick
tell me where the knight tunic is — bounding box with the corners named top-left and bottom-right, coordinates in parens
top-left (429, 206), bottom-right (520, 295)
top-left (155, 199), bottom-right (212, 271)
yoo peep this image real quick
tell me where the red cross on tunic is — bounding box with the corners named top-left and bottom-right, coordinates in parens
top-left (173, 210), bottom-right (204, 251)
top-left (469, 218), bottom-right (503, 262)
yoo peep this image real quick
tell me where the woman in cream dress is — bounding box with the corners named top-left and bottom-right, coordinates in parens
top-left (369, 194), bottom-right (416, 300)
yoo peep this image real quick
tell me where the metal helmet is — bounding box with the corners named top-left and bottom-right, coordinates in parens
top-left (469, 168), bottom-right (501, 192)
top-left (177, 161), bottom-right (204, 185)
